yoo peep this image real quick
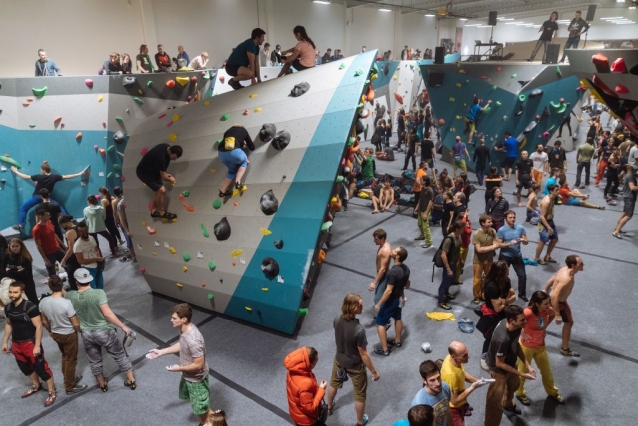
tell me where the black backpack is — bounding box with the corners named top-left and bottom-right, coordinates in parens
top-left (433, 236), bottom-right (455, 268)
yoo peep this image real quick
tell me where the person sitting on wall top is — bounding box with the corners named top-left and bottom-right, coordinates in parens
top-left (11, 162), bottom-right (83, 231)
top-left (136, 44), bottom-right (154, 73)
top-left (322, 48), bottom-right (332, 64)
top-left (120, 53), bottom-right (132, 74)
top-left (35, 49), bottom-right (62, 76)
top-left (188, 52), bottom-right (209, 70)
top-left (278, 26), bottom-right (316, 77)
top-left (226, 28), bottom-right (266, 90)
top-left (101, 52), bottom-right (124, 75)
top-left (217, 124), bottom-right (255, 198)
top-left (155, 44), bottom-right (172, 72)
top-left (173, 45), bottom-right (190, 69)
top-left (135, 144), bottom-right (183, 221)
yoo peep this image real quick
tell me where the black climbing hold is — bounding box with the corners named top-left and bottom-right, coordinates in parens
top-left (529, 89), bottom-right (544, 98)
top-left (271, 130), bottom-right (291, 150)
top-left (259, 123), bottom-right (277, 142)
top-left (122, 76), bottom-right (137, 86)
top-left (290, 81), bottom-right (310, 97)
top-left (515, 105), bottom-right (524, 116)
top-left (274, 240), bottom-right (284, 249)
top-left (260, 189), bottom-right (279, 215)
top-left (261, 257), bottom-right (280, 279)
top-left (384, 63), bottom-right (390, 76)
top-left (630, 61), bottom-right (638, 76)
top-left (213, 217), bottom-right (231, 241)
top-left (355, 119), bottom-right (364, 135)
top-left (542, 106), bottom-right (550, 118)
top-left (518, 80), bottom-right (531, 87)
top-left (113, 131), bottom-right (126, 144)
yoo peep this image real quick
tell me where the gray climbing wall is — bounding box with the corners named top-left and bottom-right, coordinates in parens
top-left (124, 52), bottom-right (379, 334)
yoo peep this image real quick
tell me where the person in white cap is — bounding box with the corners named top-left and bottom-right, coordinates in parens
top-left (65, 268), bottom-right (137, 392)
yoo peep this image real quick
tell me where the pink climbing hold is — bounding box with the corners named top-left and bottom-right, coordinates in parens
top-left (85, 79), bottom-right (94, 88)
top-left (120, 176), bottom-right (126, 182)
top-left (219, 76), bottom-right (225, 83)
top-left (615, 84), bottom-right (629, 94)
top-left (54, 116), bottom-right (62, 124)
top-left (167, 121), bottom-right (174, 127)
top-left (496, 66), bottom-right (502, 72)
top-left (190, 76), bottom-right (197, 82)
top-left (201, 71), bottom-right (206, 76)
top-left (542, 131), bottom-right (550, 139)
top-left (140, 147), bottom-right (148, 156)
top-left (140, 267), bottom-right (146, 274)
top-left (158, 113), bottom-right (166, 119)
top-left (94, 144), bottom-right (99, 150)
top-left (611, 58), bottom-right (627, 73)
top-left (148, 202), bottom-right (154, 212)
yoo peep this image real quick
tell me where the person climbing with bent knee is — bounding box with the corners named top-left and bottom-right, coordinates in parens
top-left (217, 125), bottom-right (255, 197)
top-left (226, 28), bottom-right (266, 90)
top-left (135, 143), bottom-right (182, 221)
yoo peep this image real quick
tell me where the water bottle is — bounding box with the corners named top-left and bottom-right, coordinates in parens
top-left (123, 330), bottom-right (137, 347)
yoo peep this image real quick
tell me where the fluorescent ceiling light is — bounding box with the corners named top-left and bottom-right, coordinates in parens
top-left (464, 23), bottom-right (481, 26)
top-left (616, 0), bottom-right (625, 3)
top-left (601, 16), bottom-right (624, 19)
top-left (500, 18), bottom-right (514, 21)
top-left (477, 25), bottom-right (492, 27)
top-left (459, 18), bottom-right (469, 21)
top-left (378, 8), bottom-right (392, 12)
top-left (630, 6), bottom-right (636, 9)
top-left (424, 14), bottom-right (435, 16)
top-left (312, 0), bottom-right (331, 3)
top-left (616, 21), bottom-right (635, 24)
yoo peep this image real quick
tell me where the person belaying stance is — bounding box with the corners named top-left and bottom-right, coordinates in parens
top-left (218, 125), bottom-right (255, 197)
top-left (136, 143), bottom-right (182, 220)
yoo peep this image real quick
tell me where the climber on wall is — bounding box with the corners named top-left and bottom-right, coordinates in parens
top-left (136, 143), bottom-right (183, 221)
top-left (11, 162), bottom-right (82, 230)
top-left (218, 125), bottom-right (255, 197)
top-left (464, 98), bottom-right (491, 146)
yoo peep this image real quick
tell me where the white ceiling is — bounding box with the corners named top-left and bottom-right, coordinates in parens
top-left (340, 0), bottom-right (637, 19)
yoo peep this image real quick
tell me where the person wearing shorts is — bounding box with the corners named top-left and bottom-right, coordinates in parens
top-left (226, 28), bottom-right (265, 90)
top-left (147, 304), bottom-right (212, 425)
top-left (452, 136), bottom-right (470, 178)
top-left (515, 151), bottom-right (534, 207)
top-left (535, 185), bottom-right (559, 264)
top-left (217, 125), bottom-right (255, 197)
top-left (136, 143), bottom-right (182, 220)
top-left (613, 165), bottom-right (638, 238)
top-left (327, 294), bottom-right (379, 426)
top-left (464, 98), bottom-right (491, 145)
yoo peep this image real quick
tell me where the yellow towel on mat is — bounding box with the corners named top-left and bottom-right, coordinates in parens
top-left (426, 312), bottom-right (456, 321)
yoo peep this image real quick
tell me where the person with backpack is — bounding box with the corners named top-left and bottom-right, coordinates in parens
top-left (437, 221), bottom-right (463, 310)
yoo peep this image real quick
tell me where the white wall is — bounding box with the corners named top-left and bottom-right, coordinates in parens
top-left (346, 7), bottom-right (395, 57)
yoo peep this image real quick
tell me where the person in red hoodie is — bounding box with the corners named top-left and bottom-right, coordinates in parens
top-left (284, 346), bottom-right (327, 426)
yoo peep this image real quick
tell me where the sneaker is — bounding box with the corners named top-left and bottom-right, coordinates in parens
top-left (22, 383), bottom-right (42, 398)
top-left (519, 295), bottom-right (529, 302)
top-left (472, 298), bottom-right (481, 304)
top-left (66, 384), bottom-right (88, 395)
top-left (612, 231), bottom-right (622, 239)
top-left (357, 414), bottom-right (369, 426)
top-left (438, 303), bottom-right (452, 310)
top-left (373, 348), bottom-right (391, 356)
top-left (387, 339), bottom-right (403, 348)
top-left (228, 78), bottom-right (242, 90)
top-left (550, 393), bottom-right (566, 404)
top-left (235, 181), bottom-right (244, 190)
top-left (444, 293), bottom-right (456, 300)
top-left (44, 391), bottom-right (57, 407)
top-left (100, 381), bottom-right (109, 392)
top-left (124, 380), bottom-right (137, 390)
top-left (578, 185), bottom-right (586, 189)
top-left (414, 236), bottom-right (425, 240)
top-left (421, 243), bottom-right (432, 248)
top-left (560, 347), bottom-right (580, 357)
top-left (516, 394), bottom-right (531, 406)
top-left (480, 358), bottom-right (489, 371)
top-left (150, 210), bottom-right (162, 218)
top-left (503, 404), bottom-right (522, 415)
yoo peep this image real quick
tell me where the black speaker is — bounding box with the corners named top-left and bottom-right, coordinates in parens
top-left (488, 11), bottom-right (497, 26)
top-left (545, 43), bottom-right (560, 64)
top-left (585, 5), bottom-right (597, 22)
top-left (434, 46), bottom-right (445, 64)
top-left (427, 71), bottom-right (445, 87)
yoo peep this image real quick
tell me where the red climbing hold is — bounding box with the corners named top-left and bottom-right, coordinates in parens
top-left (615, 84), bottom-right (630, 94)
top-left (158, 113), bottom-right (166, 119)
top-left (85, 79), bottom-right (94, 88)
top-left (591, 53), bottom-right (610, 73)
top-left (611, 58), bottom-right (627, 73)
top-left (394, 93), bottom-right (403, 104)
top-left (191, 76), bottom-right (197, 82)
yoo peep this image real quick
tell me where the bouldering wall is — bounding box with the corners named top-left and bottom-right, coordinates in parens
top-left (0, 72), bottom-right (212, 234)
top-left (123, 51), bottom-right (378, 334)
top-left (423, 63), bottom-right (584, 170)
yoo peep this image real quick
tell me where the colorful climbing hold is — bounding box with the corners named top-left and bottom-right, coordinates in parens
top-left (254, 107), bottom-right (262, 113)
top-left (208, 261), bottom-right (217, 271)
top-left (555, 66), bottom-right (562, 78)
top-left (146, 80), bottom-right (154, 87)
top-left (98, 95), bottom-right (104, 102)
top-left (298, 308), bottom-right (308, 317)
top-left (169, 133), bottom-right (178, 142)
top-left (169, 247), bottom-right (177, 254)
top-left (354, 68), bottom-right (363, 76)
top-left (449, 97), bottom-right (456, 102)
top-left (394, 93), bottom-right (404, 104)
top-left (158, 113), bottom-right (166, 119)
top-left (262, 288), bottom-right (269, 292)
top-left (249, 93), bottom-right (258, 98)
top-left (511, 73), bottom-right (517, 78)
top-left (231, 249), bottom-right (243, 258)
top-left (22, 102), bottom-right (30, 107)
top-left (321, 221), bottom-right (333, 231)
top-left (140, 267), bottom-right (146, 274)
top-left (176, 76), bottom-right (189, 86)
top-left (179, 194), bottom-right (194, 212)
top-left (243, 109), bottom-right (249, 115)
top-left (112, 164), bottom-right (121, 170)
top-left (133, 97), bottom-right (143, 105)
top-left (85, 79), bottom-right (93, 88)
top-left (176, 283), bottom-right (184, 288)
top-left (221, 113), bottom-right (230, 121)
top-left (183, 252), bottom-right (191, 262)
top-left (32, 86), bottom-right (48, 97)
top-left (146, 225), bottom-right (156, 235)
top-left (182, 266), bottom-right (188, 272)
top-left (29, 124), bottom-right (36, 128)
top-left (115, 117), bottom-right (123, 123)
top-left (260, 228), bottom-right (272, 236)
top-left (167, 121), bottom-right (173, 127)
top-left (455, 83), bottom-right (462, 88)
top-left (212, 200), bottom-right (222, 209)
top-left (207, 294), bottom-right (214, 300)
top-left (201, 224), bottom-right (210, 238)
top-left (615, 84), bottom-right (630, 94)
top-left (166, 80), bottom-right (176, 88)
top-left (99, 148), bottom-right (106, 157)
top-left (182, 190), bottom-right (189, 197)
top-left (75, 132), bottom-right (83, 140)
top-left (245, 307), bottom-right (252, 312)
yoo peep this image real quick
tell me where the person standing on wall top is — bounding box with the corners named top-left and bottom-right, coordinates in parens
top-left (35, 49), bottom-right (62, 76)
top-left (136, 44), bottom-right (154, 73)
top-left (217, 125), bottom-right (255, 197)
top-left (226, 28), bottom-right (266, 90)
top-left (278, 26), bottom-right (317, 77)
top-left (559, 10), bottom-right (590, 64)
top-left (527, 12), bottom-right (558, 63)
top-left (136, 143), bottom-right (183, 221)
top-left (11, 162), bottom-right (82, 231)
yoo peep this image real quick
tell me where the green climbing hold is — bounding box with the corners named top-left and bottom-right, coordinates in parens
top-left (29, 124), bottom-right (36, 128)
top-left (133, 97), bottom-right (143, 105)
top-left (0, 156), bottom-right (22, 169)
top-left (339, 63), bottom-right (345, 70)
top-left (495, 101), bottom-right (502, 107)
top-left (146, 80), bottom-right (153, 87)
top-left (201, 223), bottom-right (210, 238)
top-left (321, 221), bottom-right (333, 231)
top-left (555, 66), bottom-right (562, 78)
top-left (347, 137), bottom-right (355, 147)
top-left (365, 79), bottom-right (370, 84)
top-left (112, 164), bottom-right (121, 170)
top-left (183, 252), bottom-right (191, 262)
top-left (32, 86), bottom-right (48, 97)
top-left (298, 308), bottom-right (309, 317)
top-left (208, 261), bottom-right (217, 271)
top-left (519, 95), bottom-right (526, 102)
top-left (182, 190), bottom-right (190, 197)
top-left (115, 117), bottom-right (123, 123)
top-left (336, 176), bottom-right (344, 183)
top-left (212, 200), bottom-right (222, 209)
top-left (221, 113), bottom-right (230, 121)
top-left (215, 139), bottom-right (222, 148)
top-left (202, 71), bottom-right (210, 80)
top-left (357, 103), bottom-right (364, 109)
top-left (483, 107), bottom-right (492, 114)
top-left (107, 145), bottom-right (115, 152)
top-left (354, 68), bottom-right (363, 76)
top-left (511, 73), bottom-right (517, 78)
top-left (207, 294), bottom-right (214, 300)
top-left (107, 172), bottom-right (113, 178)
top-left (372, 63), bottom-right (378, 73)
top-left (492, 85), bottom-right (497, 91)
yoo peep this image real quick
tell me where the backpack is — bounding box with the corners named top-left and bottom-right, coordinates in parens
top-left (433, 236), bottom-right (455, 268)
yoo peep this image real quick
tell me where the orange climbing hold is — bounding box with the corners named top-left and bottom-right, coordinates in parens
top-left (54, 116), bottom-right (62, 124)
top-left (166, 80), bottom-right (176, 88)
top-left (75, 132), bottom-right (83, 140)
top-left (179, 194), bottom-right (195, 212)
top-left (394, 93), bottom-right (403, 104)
top-left (22, 102), bottom-right (30, 107)
top-left (99, 148), bottom-right (106, 156)
top-left (243, 109), bottom-right (249, 115)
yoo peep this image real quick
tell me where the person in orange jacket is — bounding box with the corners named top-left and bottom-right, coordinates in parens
top-left (284, 346), bottom-right (327, 426)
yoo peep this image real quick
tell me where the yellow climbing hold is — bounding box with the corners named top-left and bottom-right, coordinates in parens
top-left (449, 97), bottom-right (455, 102)
top-left (231, 249), bottom-right (243, 258)
top-left (261, 288), bottom-right (269, 292)
top-left (245, 306), bottom-right (253, 312)
top-left (169, 247), bottom-right (177, 254)
top-left (204, 100), bottom-right (210, 106)
top-left (176, 76), bottom-right (190, 86)
top-left (254, 107), bottom-right (262, 113)
top-left (138, 89), bottom-right (143, 95)
top-left (260, 228), bottom-right (272, 236)
top-left (249, 93), bottom-right (258, 98)
top-left (152, 252), bottom-right (157, 256)
top-left (459, 70), bottom-right (466, 74)
top-left (393, 75), bottom-right (398, 80)
top-left (455, 115), bottom-right (461, 120)
top-left (209, 168), bottom-right (216, 173)
top-left (182, 266), bottom-right (188, 272)
top-left (455, 83), bottom-right (462, 88)
top-left (173, 114), bottom-right (180, 122)
top-left (169, 133), bottom-right (178, 142)
top-left (98, 95), bottom-right (104, 102)
top-left (176, 283), bottom-right (184, 288)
